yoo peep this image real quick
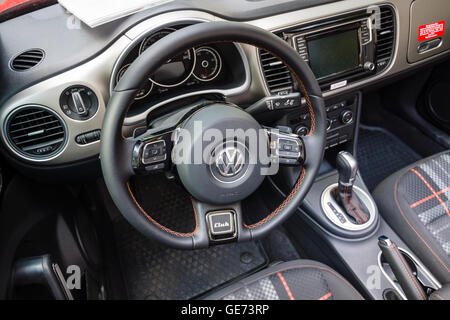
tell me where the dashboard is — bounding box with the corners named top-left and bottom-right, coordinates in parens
top-left (0, 0), bottom-right (449, 169)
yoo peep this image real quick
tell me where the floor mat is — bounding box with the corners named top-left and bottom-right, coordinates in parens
top-left (357, 125), bottom-right (421, 191)
top-left (114, 219), bottom-right (268, 300)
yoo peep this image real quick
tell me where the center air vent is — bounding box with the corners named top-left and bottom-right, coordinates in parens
top-left (10, 49), bottom-right (44, 71)
top-left (5, 106), bottom-right (67, 160)
top-left (259, 49), bottom-right (294, 94)
top-left (375, 6), bottom-right (396, 71)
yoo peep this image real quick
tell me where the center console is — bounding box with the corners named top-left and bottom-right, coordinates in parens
top-left (269, 91), bottom-right (443, 300)
top-left (284, 93), bottom-right (358, 150)
top-left (280, 151), bottom-right (443, 300)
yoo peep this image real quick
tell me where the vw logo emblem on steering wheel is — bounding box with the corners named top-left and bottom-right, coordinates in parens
top-left (216, 147), bottom-right (245, 177)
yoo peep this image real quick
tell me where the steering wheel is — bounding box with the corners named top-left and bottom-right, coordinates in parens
top-left (101, 21), bottom-right (326, 249)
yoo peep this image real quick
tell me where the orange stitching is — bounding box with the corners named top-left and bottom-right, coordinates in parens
top-left (277, 272), bottom-right (295, 300)
top-left (411, 169), bottom-right (450, 216)
top-left (121, 41), bottom-right (318, 234)
top-left (350, 195), bottom-right (369, 223)
top-left (127, 182), bottom-right (198, 237)
top-left (410, 186), bottom-right (450, 208)
top-left (431, 292), bottom-right (445, 300)
top-left (392, 244), bottom-right (426, 300)
top-left (318, 292), bottom-right (332, 300)
top-left (215, 264), bottom-right (364, 300)
top-left (394, 176), bottom-right (450, 272)
top-left (244, 168), bottom-right (306, 229)
top-left (344, 186), bottom-right (362, 224)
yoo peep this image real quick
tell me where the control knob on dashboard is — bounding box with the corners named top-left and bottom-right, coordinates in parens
top-left (340, 110), bottom-right (354, 125)
top-left (364, 62), bottom-right (376, 72)
top-left (60, 86), bottom-right (99, 121)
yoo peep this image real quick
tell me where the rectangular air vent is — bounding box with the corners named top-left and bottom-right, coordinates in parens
top-left (259, 49), bottom-right (294, 94)
top-left (375, 6), bottom-right (396, 70)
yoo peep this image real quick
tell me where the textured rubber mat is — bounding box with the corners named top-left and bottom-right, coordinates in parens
top-left (357, 125), bottom-right (421, 191)
top-left (114, 219), bottom-right (268, 300)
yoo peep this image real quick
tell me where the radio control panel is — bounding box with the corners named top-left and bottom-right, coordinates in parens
top-left (282, 94), bottom-right (358, 150)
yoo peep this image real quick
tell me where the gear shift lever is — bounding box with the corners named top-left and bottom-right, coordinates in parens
top-left (336, 151), bottom-right (358, 194)
top-left (335, 151), bottom-right (370, 225)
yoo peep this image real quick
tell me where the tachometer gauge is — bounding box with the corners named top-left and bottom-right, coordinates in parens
top-left (193, 47), bottom-right (222, 82)
top-left (139, 28), bottom-right (196, 87)
top-left (116, 64), bottom-right (153, 100)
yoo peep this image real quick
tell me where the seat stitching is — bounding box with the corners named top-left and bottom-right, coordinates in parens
top-left (277, 272), bottom-right (294, 300)
top-left (410, 168), bottom-right (450, 217)
top-left (214, 264), bottom-right (364, 300)
top-left (410, 186), bottom-right (450, 209)
top-left (318, 292), bottom-right (333, 300)
top-left (394, 174), bottom-right (450, 272)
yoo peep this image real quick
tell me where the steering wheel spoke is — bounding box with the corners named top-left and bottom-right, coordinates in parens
top-left (265, 127), bottom-right (305, 168)
top-left (130, 130), bottom-right (173, 176)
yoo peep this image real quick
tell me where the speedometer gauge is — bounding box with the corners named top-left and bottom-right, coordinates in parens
top-left (193, 47), bottom-right (222, 82)
top-left (116, 64), bottom-right (153, 100)
top-left (139, 28), bottom-right (196, 87)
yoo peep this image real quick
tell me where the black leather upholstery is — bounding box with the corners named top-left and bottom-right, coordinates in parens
top-left (429, 284), bottom-right (450, 300)
top-left (204, 260), bottom-right (363, 300)
top-left (373, 151), bottom-right (450, 284)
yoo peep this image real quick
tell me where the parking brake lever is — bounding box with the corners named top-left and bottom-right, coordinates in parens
top-left (378, 236), bottom-right (427, 300)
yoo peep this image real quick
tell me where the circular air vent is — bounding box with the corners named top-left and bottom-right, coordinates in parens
top-left (10, 49), bottom-right (45, 71)
top-left (5, 105), bottom-right (67, 160)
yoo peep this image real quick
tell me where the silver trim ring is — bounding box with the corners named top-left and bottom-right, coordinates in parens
top-left (215, 147), bottom-right (245, 177)
top-left (321, 183), bottom-right (377, 231)
top-left (3, 104), bottom-right (69, 162)
top-left (193, 46), bottom-right (223, 82)
top-left (210, 141), bottom-right (250, 184)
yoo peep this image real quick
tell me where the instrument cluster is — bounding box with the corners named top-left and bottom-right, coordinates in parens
top-left (114, 27), bottom-right (225, 104)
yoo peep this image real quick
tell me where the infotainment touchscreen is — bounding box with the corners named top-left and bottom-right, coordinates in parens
top-left (307, 29), bottom-right (361, 80)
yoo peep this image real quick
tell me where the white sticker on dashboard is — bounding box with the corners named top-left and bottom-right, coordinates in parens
top-left (330, 80), bottom-right (348, 91)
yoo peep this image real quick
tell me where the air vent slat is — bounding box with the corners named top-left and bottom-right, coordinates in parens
top-left (10, 114), bottom-right (55, 127)
top-left (6, 106), bottom-right (67, 159)
top-left (259, 49), bottom-right (294, 94)
top-left (12, 126), bottom-right (64, 140)
top-left (15, 131), bottom-right (65, 146)
top-left (375, 6), bottom-right (395, 71)
top-left (10, 120), bottom-right (61, 134)
top-left (11, 49), bottom-right (44, 71)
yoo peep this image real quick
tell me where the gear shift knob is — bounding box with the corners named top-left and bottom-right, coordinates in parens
top-left (336, 151), bottom-right (358, 187)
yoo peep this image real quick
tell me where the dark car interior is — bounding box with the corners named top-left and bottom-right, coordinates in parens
top-left (0, 0), bottom-right (449, 301)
